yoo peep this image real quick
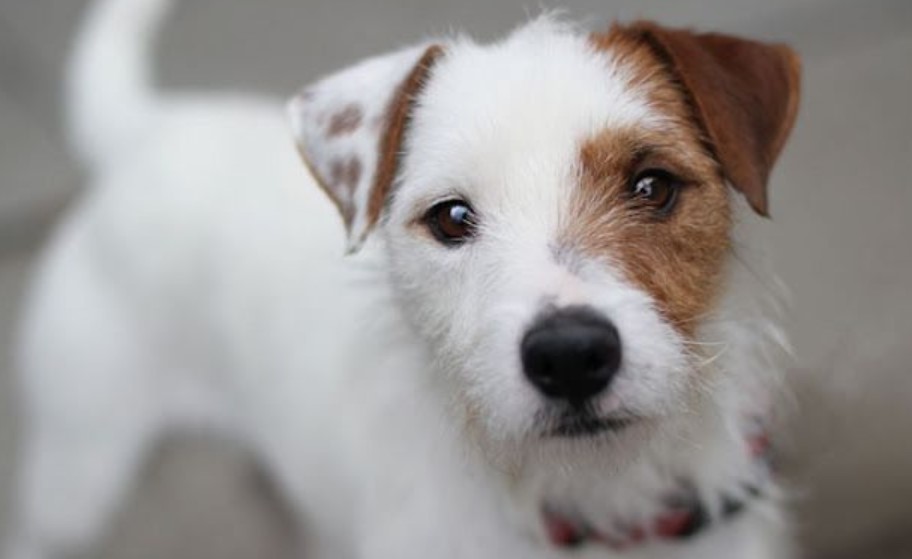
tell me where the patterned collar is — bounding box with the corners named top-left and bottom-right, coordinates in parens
top-left (542, 423), bottom-right (773, 551)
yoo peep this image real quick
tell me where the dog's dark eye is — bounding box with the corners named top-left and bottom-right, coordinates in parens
top-left (425, 200), bottom-right (476, 246)
top-left (629, 169), bottom-right (681, 215)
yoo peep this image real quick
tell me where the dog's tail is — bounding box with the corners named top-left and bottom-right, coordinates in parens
top-left (67, 0), bottom-right (174, 166)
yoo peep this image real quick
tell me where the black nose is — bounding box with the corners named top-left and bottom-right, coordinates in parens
top-left (521, 306), bottom-right (622, 403)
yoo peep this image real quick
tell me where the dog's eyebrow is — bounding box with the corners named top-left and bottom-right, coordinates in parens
top-left (581, 136), bottom-right (702, 186)
top-left (629, 145), bottom-right (703, 183)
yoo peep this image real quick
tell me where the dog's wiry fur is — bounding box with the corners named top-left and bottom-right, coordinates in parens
top-left (6, 1), bottom-right (800, 558)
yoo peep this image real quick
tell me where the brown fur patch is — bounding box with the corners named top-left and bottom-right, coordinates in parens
top-left (295, 143), bottom-right (353, 229)
top-left (565, 29), bottom-right (734, 334)
top-left (329, 156), bottom-right (362, 194)
top-left (326, 103), bottom-right (364, 137)
top-left (610, 22), bottom-right (801, 216)
top-left (327, 156), bottom-right (362, 226)
top-left (367, 45), bottom-right (445, 232)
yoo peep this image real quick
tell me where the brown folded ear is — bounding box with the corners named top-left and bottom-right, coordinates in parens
top-left (289, 43), bottom-right (445, 252)
top-left (618, 22), bottom-right (801, 216)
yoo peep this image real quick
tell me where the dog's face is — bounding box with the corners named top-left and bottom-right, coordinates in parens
top-left (290, 19), bottom-right (799, 453)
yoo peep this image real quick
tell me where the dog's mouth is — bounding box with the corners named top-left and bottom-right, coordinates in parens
top-left (545, 410), bottom-right (638, 438)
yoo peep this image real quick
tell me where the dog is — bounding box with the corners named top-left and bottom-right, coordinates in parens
top-left (5, 0), bottom-right (801, 557)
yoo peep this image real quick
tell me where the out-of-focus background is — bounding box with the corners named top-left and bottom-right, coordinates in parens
top-left (0, 0), bottom-right (910, 558)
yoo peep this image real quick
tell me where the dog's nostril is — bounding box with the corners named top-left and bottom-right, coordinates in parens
top-left (521, 306), bottom-right (622, 403)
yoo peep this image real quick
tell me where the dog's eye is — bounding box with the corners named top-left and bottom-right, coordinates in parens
top-left (629, 169), bottom-right (681, 215)
top-left (425, 200), bottom-right (476, 246)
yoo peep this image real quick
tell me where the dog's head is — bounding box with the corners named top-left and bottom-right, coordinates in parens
top-left (289, 19), bottom-right (800, 455)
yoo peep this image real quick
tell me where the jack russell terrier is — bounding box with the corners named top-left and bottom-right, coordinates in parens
top-left (6, 0), bottom-right (801, 557)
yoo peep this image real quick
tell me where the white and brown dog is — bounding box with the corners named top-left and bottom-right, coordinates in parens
top-left (6, 0), bottom-right (801, 557)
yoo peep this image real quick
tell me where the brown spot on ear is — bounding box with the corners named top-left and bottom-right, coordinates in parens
top-left (568, 31), bottom-right (733, 335)
top-left (606, 22), bottom-right (800, 216)
top-left (329, 156), bottom-right (362, 194)
top-left (326, 103), bottom-right (364, 137)
top-left (367, 44), bottom-right (445, 232)
top-left (298, 150), bottom-right (363, 230)
top-left (296, 143), bottom-right (353, 228)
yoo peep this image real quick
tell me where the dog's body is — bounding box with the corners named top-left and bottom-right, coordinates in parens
top-left (6, 1), bottom-right (801, 558)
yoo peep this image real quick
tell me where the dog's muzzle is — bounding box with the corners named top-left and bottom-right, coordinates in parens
top-left (520, 306), bottom-right (622, 404)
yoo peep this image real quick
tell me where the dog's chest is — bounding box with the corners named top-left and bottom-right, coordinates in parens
top-left (344, 415), bottom-right (776, 559)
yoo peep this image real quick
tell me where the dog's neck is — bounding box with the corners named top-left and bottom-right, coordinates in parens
top-left (488, 379), bottom-right (778, 549)
top-left (538, 413), bottom-right (775, 549)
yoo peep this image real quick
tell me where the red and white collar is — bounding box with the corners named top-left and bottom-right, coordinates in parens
top-left (542, 421), bottom-right (774, 551)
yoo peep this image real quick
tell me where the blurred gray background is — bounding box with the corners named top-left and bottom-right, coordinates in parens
top-left (0, 0), bottom-right (910, 558)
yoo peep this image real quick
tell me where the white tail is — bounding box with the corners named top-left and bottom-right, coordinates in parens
top-left (67, 0), bottom-right (174, 166)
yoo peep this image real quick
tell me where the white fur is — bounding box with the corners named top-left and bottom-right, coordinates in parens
top-left (6, 2), bottom-right (792, 558)
top-left (67, 0), bottom-right (174, 165)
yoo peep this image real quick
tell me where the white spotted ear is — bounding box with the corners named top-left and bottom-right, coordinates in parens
top-left (288, 44), bottom-right (445, 252)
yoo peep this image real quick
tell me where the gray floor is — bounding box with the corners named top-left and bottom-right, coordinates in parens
top-left (1, 1), bottom-right (911, 558)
